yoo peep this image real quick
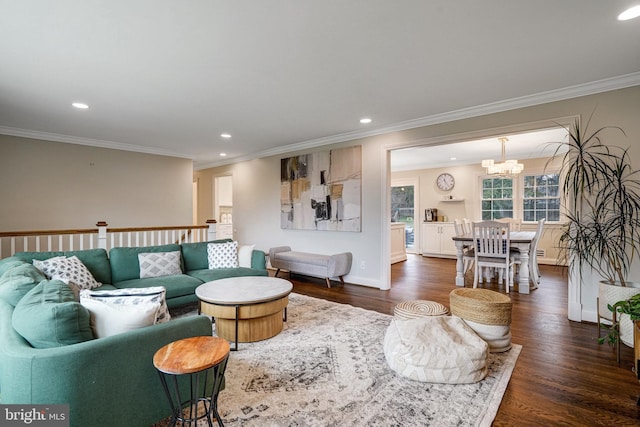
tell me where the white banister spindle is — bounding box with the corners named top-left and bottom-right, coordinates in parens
top-left (69, 235), bottom-right (74, 251)
top-left (97, 222), bottom-right (108, 250)
top-left (10, 238), bottom-right (16, 256)
top-left (58, 235), bottom-right (63, 251)
top-left (207, 221), bottom-right (217, 241)
top-left (36, 237), bottom-right (41, 252)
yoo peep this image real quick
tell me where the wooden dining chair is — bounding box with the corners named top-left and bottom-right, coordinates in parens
top-left (454, 219), bottom-right (474, 273)
top-left (511, 218), bottom-right (545, 285)
top-left (472, 221), bottom-right (514, 293)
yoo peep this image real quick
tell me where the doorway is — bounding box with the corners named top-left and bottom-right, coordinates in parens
top-left (391, 178), bottom-right (418, 253)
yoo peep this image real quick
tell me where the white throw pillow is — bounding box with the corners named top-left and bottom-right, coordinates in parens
top-left (238, 244), bottom-right (255, 268)
top-left (80, 298), bottom-right (159, 338)
top-left (138, 251), bottom-right (182, 278)
top-left (80, 286), bottom-right (171, 323)
top-left (33, 255), bottom-right (101, 291)
top-left (207, 241), bottom-right (239, 269)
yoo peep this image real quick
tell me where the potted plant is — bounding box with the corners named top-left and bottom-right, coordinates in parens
top-left (548, 114), bottom-right (640, 349)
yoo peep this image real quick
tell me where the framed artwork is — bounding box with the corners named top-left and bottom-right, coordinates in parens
top-left (280, 145), bottom-right (361, 231)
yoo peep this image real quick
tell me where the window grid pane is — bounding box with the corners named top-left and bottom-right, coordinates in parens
top-left (481, 177), bottom-right (514, 220)
top-left (522, 173), bottom-right (560, 222)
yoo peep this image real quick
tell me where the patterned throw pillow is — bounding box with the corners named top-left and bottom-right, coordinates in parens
top-left (138, 251), bottom-right (182, 279)
top-left (207, 241), bottom-right (239, 269)
top-left (79, 286), bottom-right (171, 323)
top-left (33, 256), bottom-right (101, 291)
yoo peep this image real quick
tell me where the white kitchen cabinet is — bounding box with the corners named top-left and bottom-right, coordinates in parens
top-left (421, 222), bottom-right (457, 257)
top-left (390, 222), bottom-right (408, 264)
top-left (216, 223), bottom-right (234, 240)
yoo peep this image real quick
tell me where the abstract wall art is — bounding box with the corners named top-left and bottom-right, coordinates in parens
top-left (280, 145), bottom-right (361, 231)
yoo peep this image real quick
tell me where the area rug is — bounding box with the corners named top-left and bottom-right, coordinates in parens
top-left (171, 293), bottom-right (521, 427)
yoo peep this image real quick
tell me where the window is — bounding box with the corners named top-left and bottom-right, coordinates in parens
top-left (481, 177), bottom-right (513, 220)
top-left (523, 174), bottom-right (560, 221)
top-left (480, 173), bottom-right (561, 222)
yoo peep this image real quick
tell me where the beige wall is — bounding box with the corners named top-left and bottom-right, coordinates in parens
top-left (195, 85), bottom-right (640, 322)
top-left (0, 135), bottom-right (194, 231)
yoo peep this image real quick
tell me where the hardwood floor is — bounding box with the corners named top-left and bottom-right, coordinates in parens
top-left (279, 254), bottom-right (640, 426)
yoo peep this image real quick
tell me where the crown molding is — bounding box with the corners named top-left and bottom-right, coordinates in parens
top-left (2, 72), bottom-right (638, 171)
top-left (0, 126), bottom-right (194, 160)
top-left (196, 72), bottom-right (640, 170)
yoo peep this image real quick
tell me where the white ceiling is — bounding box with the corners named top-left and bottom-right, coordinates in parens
top-left (390, 127), bottom-right (569, 171)
top-left (1, 1), bottom-right (639, 170)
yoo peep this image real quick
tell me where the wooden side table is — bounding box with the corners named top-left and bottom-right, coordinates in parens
top-left (153, 336), bottom-right (230, 426)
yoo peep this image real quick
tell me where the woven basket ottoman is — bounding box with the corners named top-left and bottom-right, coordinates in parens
top-left (384, 316), bottom-right (489, 384)
top-left (393, 300), bottom-right (448, 319)
top-left (449, 288), bottom-right (512, 353)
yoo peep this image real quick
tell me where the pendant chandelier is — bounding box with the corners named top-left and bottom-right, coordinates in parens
top-left (481, 137), bottom-right (524, 176)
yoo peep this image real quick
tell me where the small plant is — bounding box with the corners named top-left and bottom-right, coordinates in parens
top-left (599, 293), bottom-right (640, 345)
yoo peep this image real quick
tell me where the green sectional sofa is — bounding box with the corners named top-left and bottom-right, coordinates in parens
top-left (0, 240), bottom-right (268, 427)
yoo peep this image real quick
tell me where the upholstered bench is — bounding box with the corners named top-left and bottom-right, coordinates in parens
top-left (268, 246), bottom-right (352, 288)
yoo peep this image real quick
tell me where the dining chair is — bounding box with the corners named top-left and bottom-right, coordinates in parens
top-left (472, 221), bottom-right (514, 293)
top-left (511, 218), bottom-right (545, 286)
top-left (495, 217), bottom-right (522, 232)
top-left (454, 219), bottom-right (475, 273)
top-left (462, 218), bottom-right (472, 234)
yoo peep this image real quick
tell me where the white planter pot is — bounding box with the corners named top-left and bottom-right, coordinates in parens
top-left (599, 281), bottom-right (640, 347)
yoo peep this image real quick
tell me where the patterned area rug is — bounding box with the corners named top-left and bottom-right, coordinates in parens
top-left (169, 293), bottom-right (521, 426)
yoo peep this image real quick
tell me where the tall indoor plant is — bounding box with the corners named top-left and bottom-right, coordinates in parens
top-left (549, 115), bottom-right (640, 348)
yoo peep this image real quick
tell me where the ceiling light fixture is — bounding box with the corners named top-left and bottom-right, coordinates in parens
top-left (481, 137), bottom-right (524, 176)
top-left (618, 5), bottom-right (640, 20)
top-left (72, 102), bottom-right (89, 109)
top-left (360, 118), bottom-right (372, 124)
top-left (220, 133), bottom-right (231, 138)
top-left (219, 153), bottom-right (227, 157)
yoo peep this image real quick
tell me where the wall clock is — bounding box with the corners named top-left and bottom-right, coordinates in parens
top-left (436, 173), bottom-right (455, 191)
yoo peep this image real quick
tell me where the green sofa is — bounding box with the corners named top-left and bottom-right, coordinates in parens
top-left (0, 240), bottom-right (268, 427)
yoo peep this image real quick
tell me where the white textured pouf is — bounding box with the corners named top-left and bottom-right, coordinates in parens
top-left (383, 316), bottom-right (489, 384)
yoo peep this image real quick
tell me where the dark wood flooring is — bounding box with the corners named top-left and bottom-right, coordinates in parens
top-left (280, 254), bottom-right (640, 426)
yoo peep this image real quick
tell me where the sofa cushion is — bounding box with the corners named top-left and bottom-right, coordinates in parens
top-left (14, 249), bottom-right (112, 285)
top-left (138, 251), bottom-right (182, 279)
top-left (109, 244), bottom-right (182, 283)
top-left (33, 255), bottom-right (102, 291)
top-left (181, 239), bottom-right (233, 271)
top-left (80, 298), bottom-right (160, 338)
top-left (0, 262), bottom-right (47, 306)
top-left (186, 267), bottom-right (268, 283)
top-left (238, 245), bottom-right (256, 268)
top-left (80, 286), bottom-right (171, 323)
top-left (113, 274), bottom-right (203, 300)
top-left (0, 257), bottom-right (26, 277)
top-left (207, 241), bottom-right (239, 269)
top-left (12, 280), bottom-right (94, 348)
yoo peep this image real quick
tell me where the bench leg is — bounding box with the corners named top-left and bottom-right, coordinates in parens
top-left (325, 278), bottom-right (331, 288)
top-left (339, 276), bottom-right (345, 286)
top-left (274, 268), bottom-right (281, 278)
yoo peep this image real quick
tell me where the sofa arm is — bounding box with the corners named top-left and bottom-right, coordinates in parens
top-left (327, 252), bottom-right (353, 278)
top-left (0, 303), bottom-right (213, 427)
top-left (251, 249), bottom-right (267, 270)
top-left (269, 246), bottom-right (291, 261)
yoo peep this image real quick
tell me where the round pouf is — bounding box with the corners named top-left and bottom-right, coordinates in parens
top-left (394, 300), bottom-right (448, 319)
top-left (383, 316), bottom-right (489, 384)
top-left (449, 288), bottom-right (512, 353)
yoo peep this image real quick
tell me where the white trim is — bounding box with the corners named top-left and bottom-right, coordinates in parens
top-left (380, 146), bottom-right (392, 290)
top-left (391, 177), bottom-right (419, 254)
top-left (196, 73), bottom-right (639, 169)
top-left (0, 126), bottom-right (194, 160)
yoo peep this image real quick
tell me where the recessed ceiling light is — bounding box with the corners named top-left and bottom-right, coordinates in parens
top-left (72, 102), bottom-right (89, 109)
top-left (618, 5), bottom-right (640, 20)
top-left (450, 157), bottom-right (457, 161)
top-left (360, 118), bottom-right (372, 124)
top-left (219, 153), bottom-right (227, 157)
top-left (221, 133), bottom-right (231, 138)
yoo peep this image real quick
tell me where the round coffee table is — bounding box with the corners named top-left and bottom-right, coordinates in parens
top-left (196, 276), bottom-right (293, 350)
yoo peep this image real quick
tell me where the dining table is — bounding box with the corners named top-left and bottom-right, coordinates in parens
top-left (452, 231), bottom-right (537, 294)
